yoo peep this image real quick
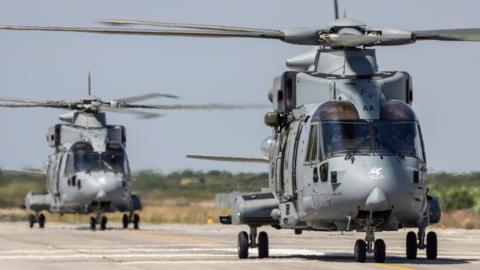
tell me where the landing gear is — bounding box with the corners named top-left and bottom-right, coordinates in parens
top-left (426, 231), bottom-right (437, 260)
top-left (258, 231), bottom-right (269, 258)
top-left (121, 212), bottom-right (140, 230)
top-left (90, 216), bottom-right (97, 230)
top-left (236, 226), bottom-right (269, 259)
top-left (122, 214), bottom-right (129, 229)
top-left (374, 239), bottom-right (386, 263)
top-left (406, 231), bottom-right (417, 259)
top-left (133, 213), bottom-right (140, 230)
top-left (28, 212), bottom-right (46, 229)
top-left (90, 215), bottom-right (108, 230)
top-left (354, 239), bottom-right (366, 262)
top-left (353, 227), bottom-right (386, 263)
top-left (405, 228), bottom-right (438, 260)
top-left (237, 231), bottom-right (249, 259)
top-left (38, 214), bottom-right (45, 229)
top-left (100, 216), bottom-right (108, 231)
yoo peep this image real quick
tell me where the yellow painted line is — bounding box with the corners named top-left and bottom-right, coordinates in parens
top-left (126, 231), bottom-right (219, 245)
top-left (375, 264), bottom-right (414, 270)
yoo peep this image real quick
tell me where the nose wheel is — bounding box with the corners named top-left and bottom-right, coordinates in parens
top-left (354, 227), bottom-right (386, 263)
top-left (90, 214), bottom-right (108, 230)
top-left (406, 229), bottom-right (437, 260)
top-left (237, 226), bottom-right (269, 259)
top-left (122, 213), bottom-right (140, 230)
top-left (28, 213), bottom-right (46, 229)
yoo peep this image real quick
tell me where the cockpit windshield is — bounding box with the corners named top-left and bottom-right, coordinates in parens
top-left (65, 142), bottom-right (127, 175)
top-left (373, 121), bottom-right (424, 159)
top-left (316, 121), bottom-right (424, 160)
top-left (321, 122), bottom-right (371, 157)
top-left (66, 152), bottom-right (127, 175)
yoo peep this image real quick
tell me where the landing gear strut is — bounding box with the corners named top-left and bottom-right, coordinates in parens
top-left (28, 212), bottom-right (46, 229)
top-left (237, 226), bottom-right (269, 259)
top-left (122, 212), bottom-right (140, 230)
top-left (406, 227), bottom-right (437, 260)
top-left (354, 227), bottom-right (386, 263)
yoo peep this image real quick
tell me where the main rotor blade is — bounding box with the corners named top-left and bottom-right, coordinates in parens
top-left (98, 19), bottom-right (280, 34)
top-left (414, 28), bottom-right (480, 42)
top-left (186, 154), bottom-right (269, 164)
top-left (100, 106), bottom-right (162, 119)
top-left (0, 25), bottom-right (285, 40)
top-left (123, 103), bottom-right (269, 110)
top-left (114, 93), bottom-right (179, 103)
top-left (0, 98), bottom-right (72, 109)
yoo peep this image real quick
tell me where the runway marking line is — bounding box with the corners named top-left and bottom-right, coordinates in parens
top-left (375, 263), bottom-right (414, 270)
top-left (126, 231), bottom-right (219, 245)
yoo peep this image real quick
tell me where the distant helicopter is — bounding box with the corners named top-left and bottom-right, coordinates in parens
top-left (0, 0), bottom-right (478, 261)
top-left (0, 75), bottom-right (263, 230)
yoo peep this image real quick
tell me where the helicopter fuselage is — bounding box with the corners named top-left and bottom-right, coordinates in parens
top-left (230, 49), bottom-right (441, 233)
top-left (24, 112), bottom-right (141, 215)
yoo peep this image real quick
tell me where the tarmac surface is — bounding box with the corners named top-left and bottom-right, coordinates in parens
top-left (0, 222), bottom-right (478, 270)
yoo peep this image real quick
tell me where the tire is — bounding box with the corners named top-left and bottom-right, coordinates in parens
top-left (237, 231), bottom-right (249, 259)
top-left (38, 214), bottom-right (46, 229)
top-left (354, 239), bottom-right (366, 263)
top-left (406, 231), bottom-right (417, 260)
top-left (258, 231), bottom-right (269, 258)
top-left (426, 231), bottom-right (437, 260)
top-left (90, 217), bottom-right (97, 231)
top-left (374, 239), bottom-right (386, 263)
top-left (100, 216), bottom-right (108, 231)
top-left (122, 214), bottom-right (129, 229)
top-left (28, 214), bottom-right (35, 228)
top-left (133, 214), bottom-right (140, 230)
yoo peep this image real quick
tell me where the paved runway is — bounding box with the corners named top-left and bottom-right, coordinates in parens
top-left (0, 222), bottom-right (478, 270)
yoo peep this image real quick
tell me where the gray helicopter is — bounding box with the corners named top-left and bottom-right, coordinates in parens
top-left (0, 1), bottom-right (478, 261)
top-left (0, 76), bottom-right (262, 231)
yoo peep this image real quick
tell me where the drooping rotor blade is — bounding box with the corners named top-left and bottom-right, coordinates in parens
top-left (114, 93), bottom-right (179, 103)
top-left (100, 106), bottom-right (162, 119)
top-left (0, 25), bottom-right (284, 40)
top-left (0, 169), bottom-right (46, 176)
top-left (0, 97), bottom-right (72, 109)
top-left (98, 19), bottom-right (280, 34)
top-left (413, 28), bottom-right (480, 42)
top-left (186, 154), bottom-right (269, 164)
top-left (122, 103), bottom-right (269, 110)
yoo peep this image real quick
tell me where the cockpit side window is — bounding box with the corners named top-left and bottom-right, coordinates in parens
top-left (305, 125), bottom-right (319, 163)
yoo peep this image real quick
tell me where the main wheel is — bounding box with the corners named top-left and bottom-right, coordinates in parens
top-left (374, 239), bottom-right (386, 263)
top-left (90, 217), bottom-right (97, 230)
top-left (258, 231), bottom-right (269, 258)
top-left (38, 214), bottom-right (46, 229)
top-left (133, 214), bottom-right (140, 230)
top-left (237, 231), bottom-right (249, 259)
top-left (28, 214), bottom-right (35, 228)
top-left (406, 231), bottom-right (417, 260)
top-left (122, 214), bottom-right (129, 229)
top-left (100, 216), bottom-right (108, 231)
top-left (426, 231), bottom-right (437, 260)
top-left (354, 239), bottom-right (366, 263)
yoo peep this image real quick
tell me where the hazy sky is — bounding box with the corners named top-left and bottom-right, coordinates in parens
top-left (0, 0), bottom-right (479, 173)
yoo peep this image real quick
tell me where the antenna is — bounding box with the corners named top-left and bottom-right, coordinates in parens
top-left (87, 72), bottom-right (92, 96)
top-left (334, 0), bottom-right (340, 20)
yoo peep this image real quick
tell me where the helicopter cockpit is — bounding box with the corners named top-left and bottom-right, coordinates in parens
top-left (65, 142), bottom-right (128, 175)
top-left (308, 100), bottom-right (425, 160)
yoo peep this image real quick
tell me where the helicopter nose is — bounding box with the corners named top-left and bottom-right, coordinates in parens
top-left (365, 187), bottom-right (389, 211)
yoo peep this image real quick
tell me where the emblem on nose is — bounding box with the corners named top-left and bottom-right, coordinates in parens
top-left (368, 167), bottom-right (384, 180)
